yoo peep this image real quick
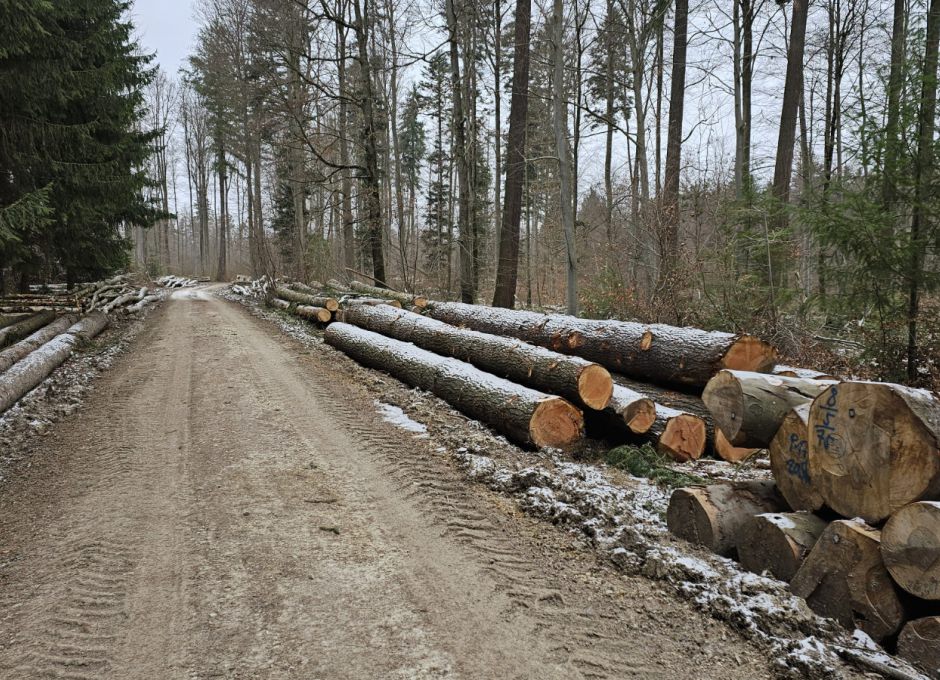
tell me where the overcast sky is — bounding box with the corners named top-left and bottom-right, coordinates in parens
top-left (131, 0), bottom-right (198, 76)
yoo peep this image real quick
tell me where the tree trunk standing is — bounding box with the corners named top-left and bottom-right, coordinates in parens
top-left (445, 0), bottom-right (474, 303)
top-left (492, 0), bottom-right (531, 308)
top-left (216, 139), bottom-right (228, 281)
top-left (493, 0), bottom-right (502, 251)
top-left (603, 0), bottom-right (615, 245)
top-left (336, 18), bottom-right (356, 275)
top-left (906, 0), bottom-right (940, 382)
top-left (386, 0), bottom-right (408, 289)
top-left (660, 0), bottom-right (688, 301)
top-left (881, 0), bottom-right (906, 211)
top-left (655, 14), bottom-right (664, 197)
top-left (552, 0), bottom-right (578, 315)
top-left (352, 0), bottom-right (387, 287)
top-left (288, 16), bottom-right (307, 281)
top-left (572, 1), bottom-right (587, 247)
top-left (733, 0), bottom-right (755, 200)
top-left (770, 0), bottom-right (809, 228)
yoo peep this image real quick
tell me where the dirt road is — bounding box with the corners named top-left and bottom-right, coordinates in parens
top-left (0, 289), bottom-right (771, 679)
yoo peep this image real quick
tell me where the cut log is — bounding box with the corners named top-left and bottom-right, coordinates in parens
top-left (424, 301), bottom-right (776, 387)
top-left (898, 617), bottom-right (940, 678)
top-left (808, 381), bottom-right (940, 522)
top-left (647, 405), bottom-right (707, 462)
top-left (0, 310), bottom-right (57, 350)
top-left (349, 280), bottom-right (428, 308)
top-left (738, 511), bottom-right (828, 582)
top-left (341, 304), bottom-right (614, 411)
top-left (324, 323), bottom-right (584, 449)
top-left (294, 305), bottom-right (332, 323)
top-left (703, 370), bottom-right (836, 447)
top-left (0, 314), bottom-right (78, 374)
top-left (666, 481), bottom-right (784, 556)
top-left (882, 501), bottom-right (940, 601)
top-left (607, 385), bottom-right (657, 434)
top-left (269, 298), bottom-right (290, 310)
top-left (790, 520), bottom-right (904, 642)
top-left (275, 286), bottom-right (339, 311)
top-left (769, 404), bottom-right (825, 512)
top-left (128, 295), bottom-right (160, 312)
top-left (714, 430), bottom-right (761, 463)
top-left (0, 313), bottom-right (31, 329)
top-left (772, 365), bottom-right (837, 380)
top-left (0, 314), bottom-right (109, 414)
top-left (342, 297), bottom-right (403, 309)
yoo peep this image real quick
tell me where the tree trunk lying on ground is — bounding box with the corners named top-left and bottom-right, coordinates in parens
top-left (790, 520), bottom-right (904, 643)
top-left (606, 385), bottom-right (657, 434)
top-left (424, 301), bottom-right (776, 388)
top-left (772, 365), bottom-right (837, 380)
top-left (341, 304), bottom-right (614, 411)
top-left (0, 313), bottom-right (108, 414)
top-left (703, 370), bottom-right (836, 448)
top-left (769, 405), bottom-right (825, 512)
top-left (882, 501), bottom-right (940, 601)
top-left (737, 511), bottom-right (828, 582)
top-left (294, 305), bottom-right (332, 323)
top-left (275, 286), bottom-right (338, 311)
top-left (0, 310), bottom-right (57, 350)
top-left (349, 280), bottom-right (428, 308)
top-left (343, 297), bottom-right (402, 309)
top-left (0, 314), bottom-right (30, 329)
top-left (269, 298), bottom-right (290, 310)
top-left (0, 314), bottom-right (77, 374)
top-left (808, 381), bottom-right (940, 522)
top-left (324, 322), bottom-right (584, 449)
top-left (714, 429), bottom-right (761, 463)
top-left (666, 481), bottom-right (784, 556)
top-left (898, 617), bottom-right (940, 677)
top-left (645, 404), bottom-right (707, 462)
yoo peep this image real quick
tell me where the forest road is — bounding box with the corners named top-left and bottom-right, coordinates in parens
top-left (0, 288), bottom-right (771, 679)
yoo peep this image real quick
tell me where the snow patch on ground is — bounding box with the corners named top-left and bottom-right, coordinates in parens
top-left (375, 401), bottom-right (428, 436)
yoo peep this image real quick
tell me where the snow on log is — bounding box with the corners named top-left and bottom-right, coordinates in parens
top-left (606, 385), bottom-right (657, 434)
top-left (342, 297), bottom-right (403, 309)
top-left (341, 304), bottom-right (614, 411)
top-left (0, 310), bottom-right (57, 350)
top-left (348, 280), bottom-right (428, 308)
top-left (0, 313), bottom-right (108, 414)
top-left (666, 481), bottom-right (784, 556)
top-left (772, 365), bottom-right (837, 380)
top-left (269, 298), bottom-right (290, 310)
top-left (294, 305), bottom-right (332, 323)
top-left (324, 323), bottom-right (584, 449)
top-left (274, 286), bottom-right (339, 311)
top-left (0, 314), bottom-right (77, 374)
top-left (703, 370), bottom-right (836, 448)
top-left (808, 382), bottom-right (940, 522)
top-left (769, 405), bottom-right (825, 512)
top-left (790, 520), bottom-right (904, 643)
top-left (882, 501), bottom-right (940, 601)
top-left (424, 301), bottom-right (776, 387)
top-left (128, 295), bottom-right (160, 313)
top-left (898, 617), bottom-right (940, 677)
top-left (737, 511), bottom-right (828, 582)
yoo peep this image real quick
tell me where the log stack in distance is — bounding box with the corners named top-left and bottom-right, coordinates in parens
top-left (324, 323), bottom-right (584, 449)
top-left (808, 382), bottom-right (940, 523)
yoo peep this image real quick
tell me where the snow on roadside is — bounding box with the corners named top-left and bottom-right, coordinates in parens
top-left (222, 286), bottom-right (927, 680)
top-left (375, 401), bottom-right (428, 436)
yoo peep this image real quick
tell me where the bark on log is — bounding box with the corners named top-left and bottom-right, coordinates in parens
top-left (341, 304), bottom-right (614, 411)
top-left (607, 385), bottom-right (657, 434)
top-left (808, 382), bottom-right (940, 522)
top-left (0, 310), bottom-right (57, 350)
top-left (275, 286), bottom-right (339, 311)
top-left (294, 305), bottom-right (332, 323)
top-left (790, 520), bottom-right (905, 643)
top-left (128, 295), bottom-right (160, 312)
top-left (738, 511), bottom-right (828, 582)
top-left (769, 405), bottom-right (825, 512)
top-left (0, 314), bottom-right (29, 330)
top-left (898, 617), bottom-right (940, 678)
top-left (882, 501), bottom-right (940, 601)
top-left (703, 370), bottom-right (836, 447)
top-left (424, 301), bottom-right (776, 387)
top-left (342, 297), bottom-right (403, 309)
top-left (666, 481), bottom-right (784, 556)
top-left (0, 314), bottom-right (78, 374)
top-left (269, 298), bottom-right (290, 310)
top-left (0, 314), bottom-right (109, 414)
top-left (349, 280), bottom-right (428, 308)
top-left (772, 365), bottom-right (837, 380)
top-left (324, 323), bottom-right (584, 449)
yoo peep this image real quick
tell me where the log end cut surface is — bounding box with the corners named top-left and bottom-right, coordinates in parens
top-left (720, 334), bottom-right (777, 373)
top-left (899, 617), bottom-right (940, 677)
top-left (769, 406), bottom-right (825, 512)
top-left (882, 501), bottom-right (940, 601)
top-left (660, 414), bottom-right (707, 462)
top-left (623, 398), bottom-right (657, 434)
top-left (529, 397), bottom-right (584, 449)
top-left (576, 364), bottom-right (614, 410)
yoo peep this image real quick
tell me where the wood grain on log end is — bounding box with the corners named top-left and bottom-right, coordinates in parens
top-left (529, 397), bottom-right (584, 449)
top-left (898, 617), bottom-right (940, 678)
top-left (720, 334), bottom-right (777, 373)
top-left (576, 364), bottom-right (614, 410)
top-left (659, 413), bottom-right (706, 462)
top-left (622, 398), bottom-right (656, 434)
top-left (714, 429), bottom-right (760, 463)
top-left (738, 511), bottom-right (827, 582)
top-left (412, 296), bottom-right (429, 308)
top-left (882, 501), bottom-right (940, 601)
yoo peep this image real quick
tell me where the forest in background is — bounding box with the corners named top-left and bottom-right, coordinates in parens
top-left (1, 0), bottom-right (939, 387)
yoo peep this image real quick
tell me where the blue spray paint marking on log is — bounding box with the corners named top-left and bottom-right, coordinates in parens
top-left (785, 433), bottom-right (811, 484)
top-left (814, 386), bottom-right (842, 453)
